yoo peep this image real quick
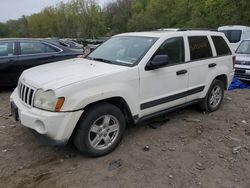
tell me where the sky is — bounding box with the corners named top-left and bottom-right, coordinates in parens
top-left (0, 0), bottom-right (111, 22)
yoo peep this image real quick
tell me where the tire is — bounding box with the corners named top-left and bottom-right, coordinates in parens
top-left (73, 103), bottom-right (126, 157)
top-left (200, 79), bottom-right (224, 112)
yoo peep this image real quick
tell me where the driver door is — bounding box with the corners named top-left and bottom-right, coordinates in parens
top-left (139, 37), bottom-right (189, 117)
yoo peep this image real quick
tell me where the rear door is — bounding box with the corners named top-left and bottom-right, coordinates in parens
top-left (186, 35), bottom-right (215, 102)
top-left (18, 40), bottom-right (62, 66)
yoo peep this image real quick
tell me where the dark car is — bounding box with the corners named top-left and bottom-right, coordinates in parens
top-left (46, 38), bottom-right (84, 50)
top-left (0, 38), bottom-right (84, 87)
top-left (85, 38), bottom-right (110, 52)
top-left (60, 39), bottom-right (84, 50)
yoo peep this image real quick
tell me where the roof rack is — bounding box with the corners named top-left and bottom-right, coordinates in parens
top-left (157, 28), bottom-right (218, 32)
top-left (178, 28), bottom-right (218, 31)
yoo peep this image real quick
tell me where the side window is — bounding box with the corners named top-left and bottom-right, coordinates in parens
top-left (188, 36), bottom-right (213, 61)
top-left (211, 36), bottom-right (232, 56)
top-left (154, 37), bottom-right (185, 65)
top-left (0, 42), bottom-right (14, 57)
top-left (20, 42), bottom-right (59, 55)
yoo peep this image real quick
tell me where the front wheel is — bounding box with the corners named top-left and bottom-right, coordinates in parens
top-left (73, 103), bottom-right (126, 157)
top-left (200, 79), bottom-right (224, 112)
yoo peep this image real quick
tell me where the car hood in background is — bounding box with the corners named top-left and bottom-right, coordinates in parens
top-left (20, 58), bottom-right (129, 90)
top-left (236, 53), bottom-right (250, 60)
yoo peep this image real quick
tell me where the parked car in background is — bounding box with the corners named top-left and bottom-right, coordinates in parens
top-left (46, 38), bottom-right (84, 51)
top-left (60, 39), bottom-right (84, 50)
top-left (0, 38), bottom-right (84, 87)
top-left (235, 39), bottom-right (250, 82)
top-left (218, 25), bottom-right (250, 51)
top-left (85, 38), bottom-right (109, 52)
top-left (10, 30), bottom-right (234, 157)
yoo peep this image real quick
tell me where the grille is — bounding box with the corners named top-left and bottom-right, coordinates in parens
top-left (236, 60), bottom-right (250, 66)
top-left (18, 81), bottom-right (35, 106)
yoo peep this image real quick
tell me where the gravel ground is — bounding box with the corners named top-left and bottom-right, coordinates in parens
top-left (0, 89), bottom-right (249, 188)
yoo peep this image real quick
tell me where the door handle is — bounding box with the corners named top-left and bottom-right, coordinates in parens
top-left (176, 69), bottom-right (188, 75)
top-left (208, 63), bottom-right (217, 68)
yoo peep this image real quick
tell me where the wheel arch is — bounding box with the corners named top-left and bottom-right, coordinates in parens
top-left (214, 74), bottom-right (228, 90)
top-left (83, 97), bottom-right (134, 124)
top-left (69, 96), bottom-right (135, 141)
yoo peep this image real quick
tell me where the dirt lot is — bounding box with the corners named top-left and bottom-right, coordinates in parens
top-left (0, 89), bottom-right (250, 188)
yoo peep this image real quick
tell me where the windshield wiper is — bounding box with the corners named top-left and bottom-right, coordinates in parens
top-left (88, 57), bottom-right (114, 64)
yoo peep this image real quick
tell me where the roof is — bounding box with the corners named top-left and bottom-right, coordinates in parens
top-left (218, 25), bottom-right (250, 30)
top-left (116, 30), bottom-right (224, 38)
top-left (0, 38), bottom-right (51, 41)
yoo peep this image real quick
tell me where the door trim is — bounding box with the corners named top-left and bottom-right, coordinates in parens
top-left (140, 86), bottom-right (205, 110)
top-left (136, 99), bottom-right (202, 124)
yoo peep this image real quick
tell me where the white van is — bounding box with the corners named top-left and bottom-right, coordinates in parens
top-left (218, 25), bottom-right (250, 51)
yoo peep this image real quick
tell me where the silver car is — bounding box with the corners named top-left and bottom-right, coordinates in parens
top-left (235, 39), bottom-right (250, 82)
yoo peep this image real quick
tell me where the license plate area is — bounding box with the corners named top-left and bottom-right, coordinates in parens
top-left (235, 69), bottom-right (246, 74)
top-left (11, 102), bottom-right (19, 121)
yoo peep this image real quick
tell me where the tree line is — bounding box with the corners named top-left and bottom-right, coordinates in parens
top-left (0, 0), bottom-right (249, 39)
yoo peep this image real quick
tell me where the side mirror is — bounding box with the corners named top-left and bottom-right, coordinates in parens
top-left (146, 55), bottom-right (169, 70)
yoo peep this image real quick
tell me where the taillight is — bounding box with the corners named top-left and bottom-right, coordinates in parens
top-left (232, 56), bottom-right (236, 69)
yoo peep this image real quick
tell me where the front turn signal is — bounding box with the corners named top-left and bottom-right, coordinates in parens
top-left (55, 97), bottom-right (65, 112)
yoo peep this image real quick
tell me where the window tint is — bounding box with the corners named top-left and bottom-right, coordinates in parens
top-left (212, 36), bottom-right (231, 56)
top-left (20, 42), bottom-right (59, 55)
top-left (154, 37), bottom-right (185, 64)
top-left (221, 30), bottom-right (242, 43)
top-left (0, 42), bottom-right (14, 57)
top-left (188, 36), bottom-right (212, 61)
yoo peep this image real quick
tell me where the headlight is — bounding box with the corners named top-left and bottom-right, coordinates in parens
top-left (34, 89), bottom-right (65, 112)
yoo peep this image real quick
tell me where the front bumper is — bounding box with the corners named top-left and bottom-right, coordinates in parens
top-left (10, 88), bottom-right (83, 144)
top-left (235, 66), bottom-right (250, 81)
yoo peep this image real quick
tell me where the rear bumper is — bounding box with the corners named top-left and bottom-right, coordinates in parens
top-left (10, 88), bottom-right (83, 144)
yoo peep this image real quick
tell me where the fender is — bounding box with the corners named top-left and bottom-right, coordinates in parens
top-left (202, 59), bottom-right (234, 98)
top-left (57, 67), bottom-right (140, 116)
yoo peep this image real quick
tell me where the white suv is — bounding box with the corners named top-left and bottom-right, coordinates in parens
top-left (10, 31), bottom-right (234, 157)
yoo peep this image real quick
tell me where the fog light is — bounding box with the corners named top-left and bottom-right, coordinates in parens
top-left (35, 120), bottom-right (46, 134)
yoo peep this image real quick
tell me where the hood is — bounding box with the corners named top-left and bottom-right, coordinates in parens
top-left (20, 58), bottom-right (129, 90)
top-left (236, 53), bottom-right (250, 61)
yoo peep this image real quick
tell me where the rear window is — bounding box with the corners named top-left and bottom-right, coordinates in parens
top-left (188, 36), bottom-right (213, 61)
top-left (220, 30), bottom-right (242, 43)
top-left (211, 36), bottom-right (232, 56)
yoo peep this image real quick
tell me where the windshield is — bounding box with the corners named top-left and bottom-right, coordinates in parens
top-left (88, 36), bottom-right (158, 66)
top-left (236, 40), bottom-right (250, 54)
top-left (220, 30), bottom-right (242, 43)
